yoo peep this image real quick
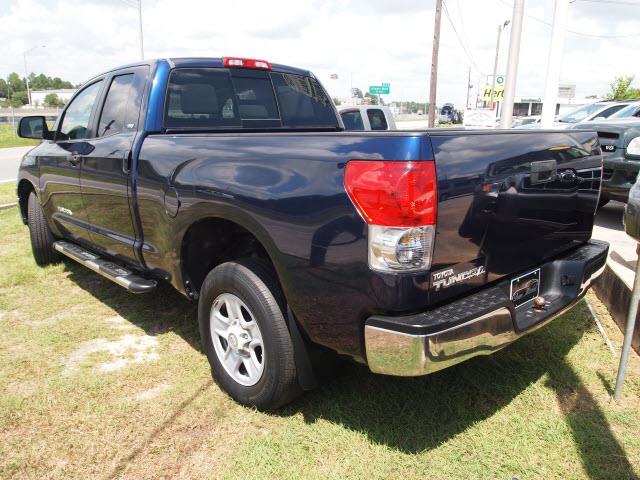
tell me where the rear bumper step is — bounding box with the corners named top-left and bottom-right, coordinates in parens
top-left (53, 241), bottom-right (157, 294)
top-left (364, 239), bottom-right (609, 376)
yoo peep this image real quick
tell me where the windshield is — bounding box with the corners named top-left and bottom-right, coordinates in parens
top-left (609, 103), bottom-right (640, 119)
top-left (558, 103), bottom-right (605, 123)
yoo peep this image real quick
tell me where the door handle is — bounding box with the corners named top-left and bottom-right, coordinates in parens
top-left (122, 151), bottom-right (132, 174)
top-left (68, 154), bottom-right (81, 166)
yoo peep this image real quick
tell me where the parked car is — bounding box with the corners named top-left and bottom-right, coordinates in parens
top-left (17, 57), bottom-right (608, 410)
top-left (438, 103), bottom-right (462, 124)
top-left (571, 118), bottom-right (640, 205)
top-left (515, 101), bottom-right (630, 129)
top-left (338, 105), bottom-right (396, 130)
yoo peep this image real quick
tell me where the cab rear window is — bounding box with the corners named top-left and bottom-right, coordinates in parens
top-left (164, 68), bottom-right (338, 130)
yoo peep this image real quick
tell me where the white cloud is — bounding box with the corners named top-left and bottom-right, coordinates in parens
top-left (1, 0), bottom-right (639, 108)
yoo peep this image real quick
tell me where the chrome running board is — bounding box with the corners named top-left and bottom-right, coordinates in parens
top-left (53, 241), bottom-right (157, 294)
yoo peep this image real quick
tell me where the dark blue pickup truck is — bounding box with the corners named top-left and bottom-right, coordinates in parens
top-left (17, 57), bottom-right (608, 409)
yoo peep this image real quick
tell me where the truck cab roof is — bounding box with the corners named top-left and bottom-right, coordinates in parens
top-left (87, 57), bottom-right (313, 81)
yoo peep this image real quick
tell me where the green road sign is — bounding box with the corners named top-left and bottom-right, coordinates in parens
top-left (369, 85), bottom-right (390, 95)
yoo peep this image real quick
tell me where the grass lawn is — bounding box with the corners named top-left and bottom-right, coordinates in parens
top-left (0, 208), bottom-right (638, 479)
top-left (0, 182), bottom-right (16, 205)
top-left (0, 124), bottom-right (39, 149)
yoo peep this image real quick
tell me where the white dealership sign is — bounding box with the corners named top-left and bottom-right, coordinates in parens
top-left (463, 109), bottom-right (496, 129)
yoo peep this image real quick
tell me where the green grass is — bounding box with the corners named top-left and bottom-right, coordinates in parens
top-left (0, 208), bottom-right (638, 479)
top-left (0, 182), bottom-right (16, 205)
top-left (0, 124), bottom-right (39, 148)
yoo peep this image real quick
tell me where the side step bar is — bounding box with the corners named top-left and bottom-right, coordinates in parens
top-left (54, 241), bottom-right (157, 294)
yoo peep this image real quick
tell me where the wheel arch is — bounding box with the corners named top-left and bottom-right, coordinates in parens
top-left (17, 179), bottom-right (37, 224)
top-left (179, 213), bottom-right (285, 298)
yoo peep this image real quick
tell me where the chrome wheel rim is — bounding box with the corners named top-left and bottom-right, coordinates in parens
top-left (210, 293), bottom-right (264, 386)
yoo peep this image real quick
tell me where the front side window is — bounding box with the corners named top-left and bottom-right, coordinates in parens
top-left (367, 109), bottom-right (388, 130)
top-left (98, 74), bottom-right (134, 137)
top-left (58, 81), bottom-right (103, 140)
top-left (341, 110), bottom-right (364, 130)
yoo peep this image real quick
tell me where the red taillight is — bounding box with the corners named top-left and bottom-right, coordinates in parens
top-left (223, 57), bottom-right (272, 70)
top-left (344, 160), bottom-right (437, 227)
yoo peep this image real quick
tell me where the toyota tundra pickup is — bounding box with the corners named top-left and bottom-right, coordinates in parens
top-left (16, 57), bottom-right (608, 410)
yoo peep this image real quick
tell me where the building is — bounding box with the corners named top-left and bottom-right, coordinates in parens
top-left (30, 89), bottom-right (76, 108)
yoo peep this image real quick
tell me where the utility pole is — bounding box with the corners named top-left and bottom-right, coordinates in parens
top-left (490, 20), bottom-right (510, 115)
top-left (138, 0), bottom-right (145, 60)
top-left (428, 0), bottom-right (442, 128)
top-left (465, 67), bottom-right (471, 108)
top-left (500, 0), bottom-right (524, 129)
top-left (541, 0), bottom-right (569, 128)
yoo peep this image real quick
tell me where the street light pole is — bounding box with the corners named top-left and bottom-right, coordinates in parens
top-left (500, 0), bottom-right (525, 129)
top-left (428, 0), bottom-right (443, 128)
top-left (489, 20), bottom-right (510, 113)
top-left (137, 0), bottom-right (144, 60)
top-left (22, 44), bottom-right (46, 108)
top-left (541, 0), bottom-right (569, 128)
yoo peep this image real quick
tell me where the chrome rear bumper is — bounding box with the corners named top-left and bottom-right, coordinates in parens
top-left (364, 240), bottom-right (608, 376)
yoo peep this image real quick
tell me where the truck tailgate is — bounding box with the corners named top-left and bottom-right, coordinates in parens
top-left (429, 130), bottom-right (602, 304)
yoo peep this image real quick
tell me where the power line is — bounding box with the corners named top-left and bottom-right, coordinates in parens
top-left (497, 0), bottom-right (640, 38)
top-left (442, 0), bottom-right (485, 74)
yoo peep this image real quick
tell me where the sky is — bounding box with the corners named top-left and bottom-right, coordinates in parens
top-left (1, 0), bottom-right (639, 108)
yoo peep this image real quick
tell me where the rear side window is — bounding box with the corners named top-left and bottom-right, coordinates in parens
top-left (98, 74), bottom-right (133, 137)
top-left (271, 73), bottom-right (338, 128)
top-left (341, 110), bottom-right (364, 130)
top-left (367, 109), bottom-right (388, 130)
top-left (165, 68), bottom-right (338, 130)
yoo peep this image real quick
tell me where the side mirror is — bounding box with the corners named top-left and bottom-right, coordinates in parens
top-left (17, 116), bottom-right (52, 140)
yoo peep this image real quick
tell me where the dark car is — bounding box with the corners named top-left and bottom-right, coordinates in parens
top-left (571, 118), bottom-right (640, 205)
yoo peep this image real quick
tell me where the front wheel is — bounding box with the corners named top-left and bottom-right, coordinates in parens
top-left (198, 259), bottom-right (300, 410)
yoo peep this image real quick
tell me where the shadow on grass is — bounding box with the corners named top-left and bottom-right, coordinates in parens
top-left (548, 363), bottom-right (636, 479)
top-left (62, 262), bottom-right (636, 479)
top-left (64, 261), bottom-right (200, 348)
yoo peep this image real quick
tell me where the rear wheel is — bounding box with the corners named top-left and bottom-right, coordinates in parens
top-left (198, 258), bottom-right (300, 410)
top-left (27, 192), bottom-right (60, 266)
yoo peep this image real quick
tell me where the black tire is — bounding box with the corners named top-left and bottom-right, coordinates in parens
top-left (27, 192), bottom-right (60, 266)
top-left (198, 258), bottom-right (300, 410)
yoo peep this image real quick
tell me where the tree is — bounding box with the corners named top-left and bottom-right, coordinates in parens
top-left (0, 79), bottom-right (7, 99)
top-left (332, 97), bottom-right (341, 106)
top-left (7, 72), bottom-right (26, 94)
top-left (364, 92), bottom-right (379, 105)
top-left (607, 75), bottom-right (640, 100)
top-left (44, 93), bottom-right (65, 108)
top-left (7, 91), bottom-right (28, 107)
